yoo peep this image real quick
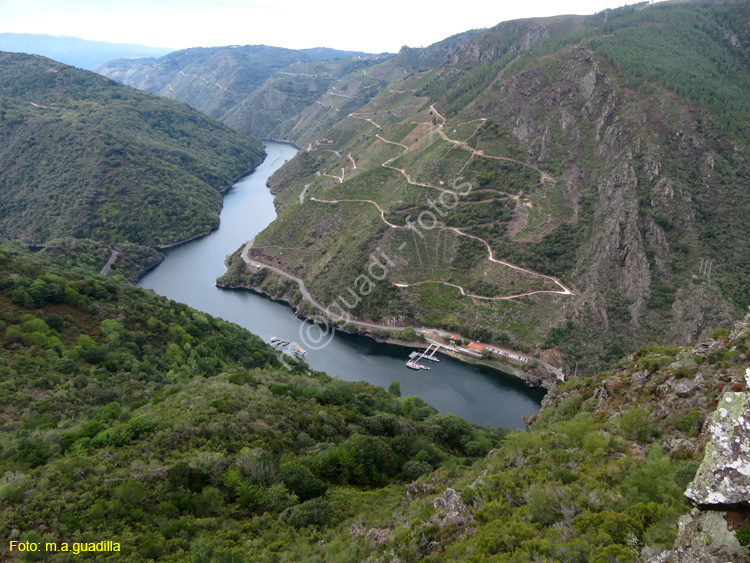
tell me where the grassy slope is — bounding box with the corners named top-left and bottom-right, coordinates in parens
top-left (0, 52), bottom-right (264, 246)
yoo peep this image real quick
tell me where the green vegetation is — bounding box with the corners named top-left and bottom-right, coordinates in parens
top-left (0, 52), bottom-right (264, 246)
top-left (234, 0), bottom-right (750, 376)
top-left (35, 239), bottom-right (164, 283)
top-left (2, 241), bottom-right (748, 561)
top-left (590, 2), bottom-right (750, 127)
top-left (0, 244), bottom-right (505, 561)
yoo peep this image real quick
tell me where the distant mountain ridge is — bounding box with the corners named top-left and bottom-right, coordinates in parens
top-left (0, 33), bottom-right (173, 70)
top-left (97, 44), bottom-right (381, 135)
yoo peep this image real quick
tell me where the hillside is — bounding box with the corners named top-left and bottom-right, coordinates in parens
top-left (2, 242), bottom-right (749, 561)
top-left (225, 0), bottom-right (750, 376)
top-left (0, 243), bottom-right (505, 561)
top-left (97, 45), bottom-right (380, 138)
top-left (0, 52), bottom-right (265, 248)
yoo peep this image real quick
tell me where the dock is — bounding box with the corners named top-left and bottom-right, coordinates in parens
top-left (406, 343), bottom-right (440, 370)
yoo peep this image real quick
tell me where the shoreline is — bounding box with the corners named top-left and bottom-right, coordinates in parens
top-left (215, 277), bottom-right (554, 389)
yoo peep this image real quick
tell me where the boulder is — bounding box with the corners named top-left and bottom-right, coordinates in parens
top-left (652, 511), bottom-right (749, 562)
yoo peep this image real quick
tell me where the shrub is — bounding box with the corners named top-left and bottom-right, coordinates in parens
top-left (282, 497), bottom-right (333, 528)
top-left (618, 407), bottom-right (659, 443)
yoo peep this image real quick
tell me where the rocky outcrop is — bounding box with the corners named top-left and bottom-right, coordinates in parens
top-left (685, 391), bottom-right (750, 506)
top-left (431, 488), bottom-right (473, 528)
top-left (654, 368), bottom-right (750, 562)
top-left (654, 510), bottom-right (749, 563)
top-left (349, 522), bottom-right (393, 546)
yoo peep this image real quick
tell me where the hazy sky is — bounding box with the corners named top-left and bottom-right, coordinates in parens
top-left (0, 0), bottom-right (637, 53)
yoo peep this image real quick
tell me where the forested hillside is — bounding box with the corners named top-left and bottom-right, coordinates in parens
top-left (0, 243), bottom-right (505, 561)
top-left (0, 52), bottom-right (264, 247)
top-left (2, 242), bottom-right (748, 561)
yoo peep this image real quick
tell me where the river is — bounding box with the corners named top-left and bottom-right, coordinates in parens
top-left (138, 142), bottom-right (545, 428)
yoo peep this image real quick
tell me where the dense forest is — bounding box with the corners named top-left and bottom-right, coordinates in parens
top-left (0, 52), bottom-right (265, 246)
top-left (0, 244), bottom-right (505, 561)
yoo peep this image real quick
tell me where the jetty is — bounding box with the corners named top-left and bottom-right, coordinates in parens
top-left (406, 343), bottom-right (441, 370)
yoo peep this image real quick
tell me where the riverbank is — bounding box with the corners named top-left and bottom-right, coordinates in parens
top-left (216, 266), bottom-right (556, 389)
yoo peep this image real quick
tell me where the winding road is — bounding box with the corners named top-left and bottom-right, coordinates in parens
top-left (240, 239), bottom-right (564, 381)
top-left (99, 249), bottom-right (118, 275)
top-left (242, 98), bottom-right (575, 381)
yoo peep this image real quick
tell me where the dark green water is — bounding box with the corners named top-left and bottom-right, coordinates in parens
top-left (138, 142), bottom-right (545, 428)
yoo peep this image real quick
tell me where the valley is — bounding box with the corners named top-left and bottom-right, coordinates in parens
top-left (2, 1), bottom-right (750, 561)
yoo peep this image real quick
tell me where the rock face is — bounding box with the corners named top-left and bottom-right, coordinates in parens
top-left (655, 387), bottom-right (750, 562)
top-left (658, 511), bottom-right (749, 563)
top-left (685, 392), bottom-right (750, 506)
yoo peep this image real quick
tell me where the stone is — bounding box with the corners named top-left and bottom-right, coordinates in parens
top-left (631, 370), bottom-right (649, 390)
top-left (652, 511), bottom-right (749, 562)
top-left (684, 392), bottom-right (750, 506)
top-left (674, 379), bottom-right (700, 398)
top-left (431, 488), bottom-right (473, 528)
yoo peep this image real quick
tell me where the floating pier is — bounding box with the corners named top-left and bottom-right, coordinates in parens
top-left (406, 343), bottom-right (439, 370)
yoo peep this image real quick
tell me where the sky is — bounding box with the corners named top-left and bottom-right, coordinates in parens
top-left (0, 0), bottom-right (639, 53)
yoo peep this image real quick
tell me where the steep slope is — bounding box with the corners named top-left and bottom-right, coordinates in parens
top-left (97, 35), bottom-right (493, 145)
top-left (227, 1), bottom-right (750, 375)
top-left (0, 52), bottom-right (264, 247)
top-left (97, 45), bottom-right (378, 137)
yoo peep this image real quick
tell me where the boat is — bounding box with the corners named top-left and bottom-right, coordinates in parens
top-left (293, 346), bottom-right (306, 357)
top-left (406, 361), bottom-right (430, 370)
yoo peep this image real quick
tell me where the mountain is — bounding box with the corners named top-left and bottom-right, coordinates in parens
top-left (97, 44), bottom-right (381, 137)
top-left (0, 52), bottom-right (264, 249)
top-left (1, 241), bottom-right (748, 561)
top-left (0, 33), bottom-right (172, 71)
top-left (222, 0), bottom-right (750, 377)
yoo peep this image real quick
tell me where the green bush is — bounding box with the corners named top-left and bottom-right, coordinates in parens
top-left (282, 497), bottom-right (333, 528)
